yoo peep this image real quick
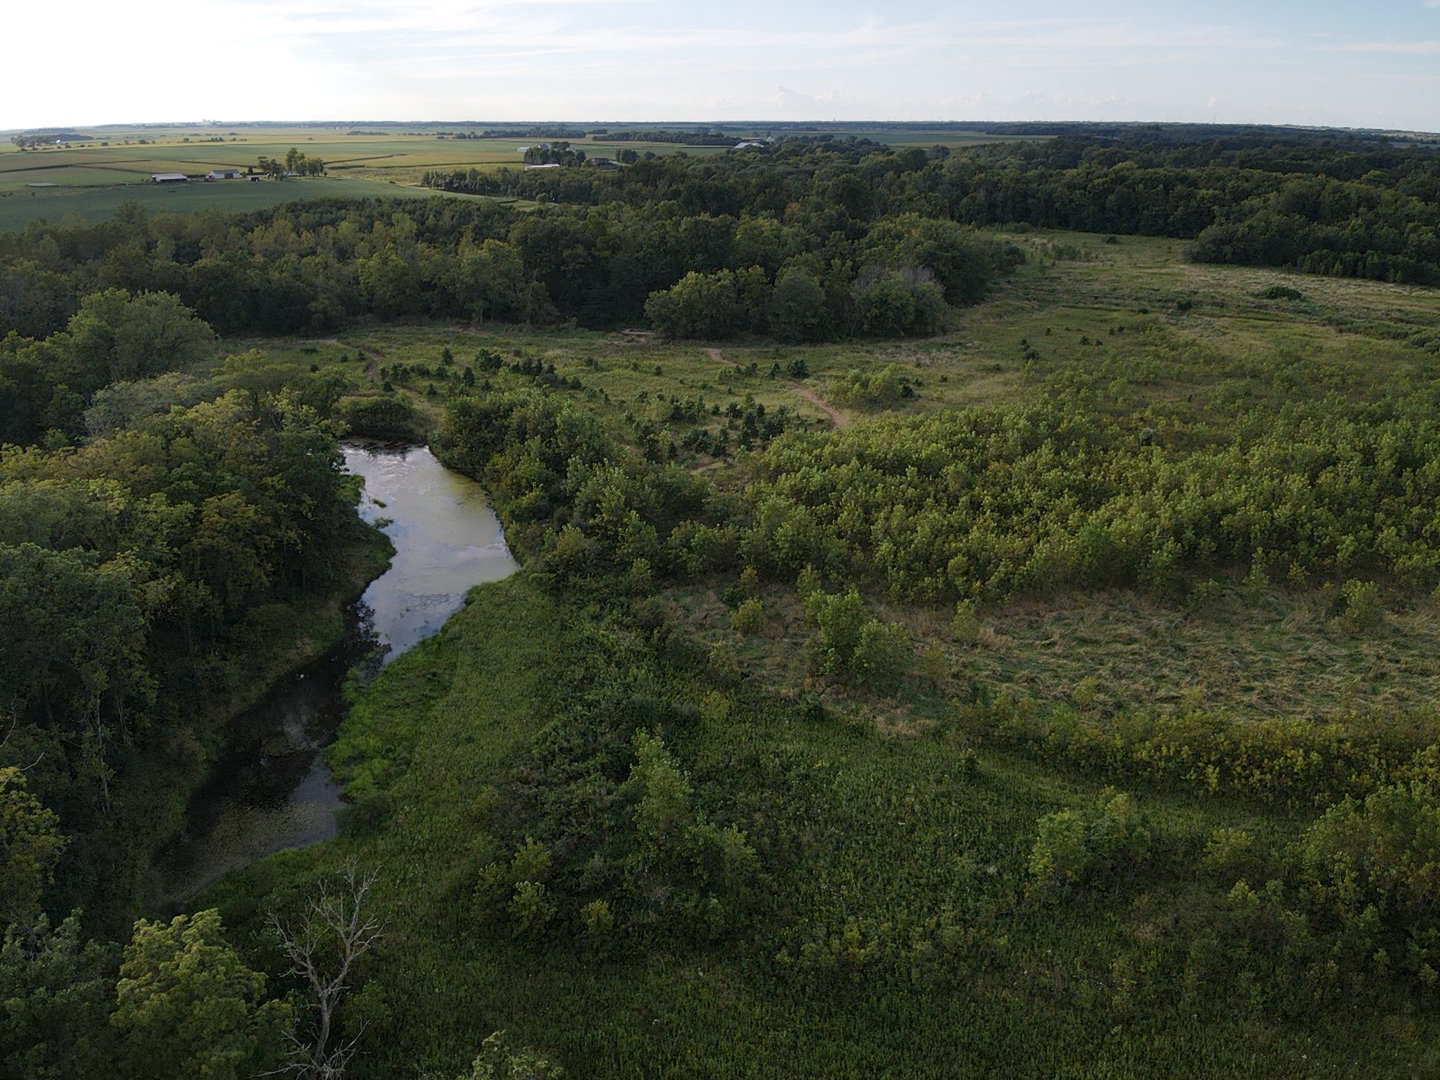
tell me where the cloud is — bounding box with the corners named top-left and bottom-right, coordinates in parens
top-left (1340, 39), bottom-right (1440, 54)
top-left (2, 0), bottom-right (1438, 130)
top-left (769, 87), bottom-right (863, 115)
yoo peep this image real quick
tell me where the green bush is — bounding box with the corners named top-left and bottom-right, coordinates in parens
top-left (1028, 789), bottom-right (1152, 895)
top-left (731, 598), bottom-right (764, 633)
top-left (1339, 579), bottom-right (1383, 630)
top-left (645, 270), bottom-right (742, 339)
top-left (830, 364), bottom-right (911, 406)
top-left (849, 269), bottom-right (946, 337)
top-left (805, 589), bottom-right (912, 692)
top-left (338, 393), bottom-right (421, 440)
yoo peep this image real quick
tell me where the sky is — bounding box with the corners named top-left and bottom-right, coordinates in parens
top-left (4, 0), bottom-right (1439, 131)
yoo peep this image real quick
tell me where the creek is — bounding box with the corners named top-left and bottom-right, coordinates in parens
top-left (160, 442), bottom-right (517, 899)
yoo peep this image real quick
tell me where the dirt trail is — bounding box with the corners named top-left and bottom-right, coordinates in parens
top-left (318, 338), bottom-right (382, 376)
top-left (704, 346), bottom-right (847, 428)
top-left (792, 383), bottom-right (849, 429)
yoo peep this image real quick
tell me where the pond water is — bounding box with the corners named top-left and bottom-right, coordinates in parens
top-left (159, 443), bottom-right (517, 900)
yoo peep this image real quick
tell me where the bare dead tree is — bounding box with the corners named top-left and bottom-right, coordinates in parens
top-left (268, 863), bottom-right (383, 1079)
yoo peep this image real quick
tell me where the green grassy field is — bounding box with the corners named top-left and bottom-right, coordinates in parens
top-left (0, 176), bottom-right (503, 231)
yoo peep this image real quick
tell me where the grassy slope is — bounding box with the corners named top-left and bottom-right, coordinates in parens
top-left (0, 177), bottom-right (507, 232)
top-left (208, 575), bottom-right (1429, 1078)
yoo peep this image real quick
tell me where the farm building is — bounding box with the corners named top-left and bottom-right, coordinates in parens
top-left (151, 172), bottom-right (188, 183)
top-left (204, 168), bottom-right (243, 180)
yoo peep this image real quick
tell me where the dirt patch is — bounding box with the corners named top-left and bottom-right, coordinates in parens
top-left (703, 347), bottom-right (724, 361)
top-left (792, 383), bottom-right (850, 428)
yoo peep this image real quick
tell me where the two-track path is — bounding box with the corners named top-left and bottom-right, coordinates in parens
top-left (703, 347), bottom-right (850, 429)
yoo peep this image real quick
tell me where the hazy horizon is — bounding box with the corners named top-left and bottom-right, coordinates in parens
top-left (6, 1), bottom-right (1439, 134)
top-left (7, 119), bottom-right (1439, 137)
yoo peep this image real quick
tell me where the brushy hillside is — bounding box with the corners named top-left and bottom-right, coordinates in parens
top-left (195, 232), bottom-right (1440, 1076)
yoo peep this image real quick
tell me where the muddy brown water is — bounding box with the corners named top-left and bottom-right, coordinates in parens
top-left (159, 443), bottom-right (517, 899)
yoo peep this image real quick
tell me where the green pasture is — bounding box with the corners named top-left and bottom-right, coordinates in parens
top-left (0, 176), bottom-right (512, 232)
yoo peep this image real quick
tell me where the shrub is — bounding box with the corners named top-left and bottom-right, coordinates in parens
top-left (1301, 782), bottom-right (1440, 918)
top-left (459, 1030), bottom-right (565, 1080)
top-left (699, 690), bottom-right (732, 725)
top-left (805, 589), bottom-right (912, 691)
top-left (849, 268), bottom-right (946, 337)
top-left (1259, 285), bottom-right (1304, 300)
top-left (951, 599), bottom-right (979, 643)
top-left (830, 364), bottom-right (909, 406)
top-left (507, 881), bottom-right (556, 938)
top-left (1201, 827), bottom-right (1259, 881)
top-left (645, 270), bottom-right (739, 339)
top-left (1028, 789), bottom-right (1152, 895)
top-left (1340, 579), bottom-right (1383, 630)
top-left (731, 598), bottom-right (764, 633)
top-left (338, 394), bottom-right (421, 440)
top-left (579, 899), bottom-right (615, 939)
top-left (848, 620), bottom-right (912, 693)
top-left (767, 268), bottom-right (829, 343)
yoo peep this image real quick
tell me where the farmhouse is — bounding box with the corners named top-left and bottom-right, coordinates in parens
top-left (151, 172), bottom-right (188, 184)
top-left (204, 168), bottom-right (243, 180)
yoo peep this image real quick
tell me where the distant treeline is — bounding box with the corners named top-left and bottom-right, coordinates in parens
top-left (426, 132), bottom-right (1440, 284)
top-left (0, 143), bottom-right (1020, 354)
top-left (601, 130), bottom-right (742, 146)
top-left (473, 128), bottom-right (741, 144)
top-left (476, 127), bottom-right (594, 140)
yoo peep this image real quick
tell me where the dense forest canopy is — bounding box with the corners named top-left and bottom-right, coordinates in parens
top-left (428, 130), bottom-right (1440, 284)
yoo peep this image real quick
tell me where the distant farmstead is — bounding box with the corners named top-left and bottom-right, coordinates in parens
top-left (151, 172), bottom-right (188, 184)
top-left (204, 168), bottom-right (242, 180)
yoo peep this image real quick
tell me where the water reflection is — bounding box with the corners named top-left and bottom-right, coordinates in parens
top-left (347, 443), bottom-right (518, 661)
top-left (160, 443), bottom-right (516, 899)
